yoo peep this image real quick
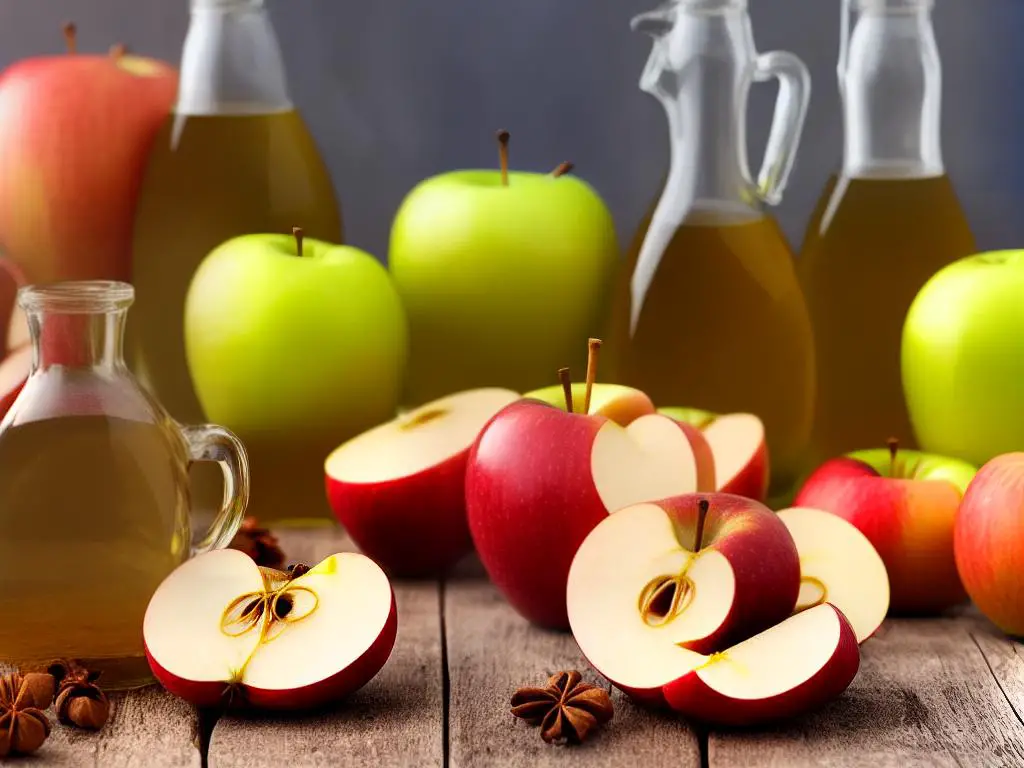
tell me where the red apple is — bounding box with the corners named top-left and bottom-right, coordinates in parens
top-left (144, 549), bottom-right (396, 710)
top-left (324, 388), bottom-right (520, 576)
top-left (0, 33), bottom-right (178, 284)
top-left (0, 344), bottom-right (30, 419)
top-left (954, 453), bottom-right (1024, 636)
top-left (567, 494), bottom-right (800, 658)
top-left (465, 400), bottom-right (709, 628)
top-left (794, 444), bottom-right (977, 614)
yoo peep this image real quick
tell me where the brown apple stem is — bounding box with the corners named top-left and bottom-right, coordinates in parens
top-left (109, 43), bottom-right (127, 60)
top-left (63, 22), bottom-right (77, 54)
top-left (887, 436), bottom-right (899, 475)
top-left (292, 226), bottom-right (304, 257)
top-left (694, 498), bottom-right (709, 552)
top-left (583, 337), bottom-right (602, 414)
top-left (551, 161), bottom-right (575, 178)
top-left (558, 367), bottom-right (575, 413)
top-left (496, 130), bottom-right (510, 187)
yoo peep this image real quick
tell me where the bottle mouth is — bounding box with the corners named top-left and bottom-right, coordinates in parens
top-left (854, 0), bottom-right (933, 12)
top-left (18, 281), bottom-right (135, 314)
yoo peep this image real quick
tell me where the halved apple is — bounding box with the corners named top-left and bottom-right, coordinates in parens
top-left (777, 506), bottom-right (890, 643)
top-left (522, 382), bottom-right (655, 425)
top-left (325, 387), bottom-right (520, 576)
top-left (143, 549), bottom-right (397, 710)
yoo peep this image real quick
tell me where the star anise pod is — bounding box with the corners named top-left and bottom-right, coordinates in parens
top-left (511, 670), bottom-right (613, 745)
top-left (0, 673), bottom-right (52, 757)
top-left (48, 660), bottom-right (110, 730)
top-left (229, 516), bottom-right (286, 569)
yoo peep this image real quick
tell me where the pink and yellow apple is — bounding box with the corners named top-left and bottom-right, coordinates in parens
top-left (523, 382), bottom-right (655, 426)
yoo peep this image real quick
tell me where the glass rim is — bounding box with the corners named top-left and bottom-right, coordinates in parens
top-left (17, 280), bottom-right (135, 314)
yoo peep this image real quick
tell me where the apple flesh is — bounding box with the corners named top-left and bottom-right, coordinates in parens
top-left (466, 400), bottom-right (704, 628)
top-left (522, 382), bottom-right (655, 426)
top-left (144, 549), bottom-right (397, 710)
top-left (325, 387), bottom-right (520, 576)
top-left (794, 447), bottom-right (976, 614)
top-left (954, 453), bottom-right (1024, 636)
top-left (776, 506), bottom-right (890, 643)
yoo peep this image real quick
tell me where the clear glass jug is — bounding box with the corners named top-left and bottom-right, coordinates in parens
top-left (605, 0), bottom-right (816, 497)
top-left (798, 0), bottom-right (976, 463)
top-left (0, 281), bottom-right (249, 690)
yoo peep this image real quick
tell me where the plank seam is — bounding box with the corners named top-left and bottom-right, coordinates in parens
top-left (440, 577), bottom-right (451, 768)
top-left (970, 632), bottom-right (1024, 729)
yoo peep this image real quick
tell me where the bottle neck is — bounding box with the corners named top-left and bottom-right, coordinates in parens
top-left (30, 311), bottom-right (127, 373)
top-left (177, 0), bottom-right (292, 116)
top-left (841, 5), bottom-right (943, 178)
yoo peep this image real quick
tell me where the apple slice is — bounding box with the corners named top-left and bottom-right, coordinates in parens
top-left (325, 387), bottom-right (520, 576)
top-left (777, 506), bottom-right (890, 643)
top-left (0, 343), bottom-right (29, 419)
top-left (144, 549), bottom-right (397, 710)
top-left (522, 382), bottom-right (655, 426)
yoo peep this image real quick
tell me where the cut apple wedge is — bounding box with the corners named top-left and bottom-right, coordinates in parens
top-left (777, 507), bottom-right (890, 643)
top-left (144, 549), bottom-right (397, 710)
top-left (325, 387), bottom-right (520, 576)
top-left (703, 414), bottom-right (768, 501)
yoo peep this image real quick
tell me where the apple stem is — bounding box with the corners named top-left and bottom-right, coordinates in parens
top-left (558, 367), bottom-right (575, 413)
top-left (551, 161), bottom-right (575, 178)
top-left (63, 21), bottom-right (77, 54)
top-left (694, 498), bottom-right (709, 551)
top-left (887, 436), bottom-right (899, 475)
top-left (292, 226), bottom-right (304, 257)
top-left (109, 43), bottom-right (127, 61)
top-left (583, 338), bottom-right (602, 415)
top-left (496, 130), bottom-right (510, 187)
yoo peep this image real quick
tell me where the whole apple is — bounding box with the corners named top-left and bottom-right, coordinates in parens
top-left (903, 251), bottom-right (1024, 467)
top-left (185, 231), bottom-right (407, 522)
top-left (389, 132), bottom-right (619, 406)
top-left (0, 27), bottom-right (177, 284)
top-left (954, 452), bottom-right (1024, 636)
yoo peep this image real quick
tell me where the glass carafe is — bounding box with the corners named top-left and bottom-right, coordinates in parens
top-left (0, 281), bottom-right (249, 690)
top-left (130, 0), bottom-right (342, 521)
top-left (605, 0), bottom-right (815, 496)
top-left (798, 0), bottom-right (976, 463)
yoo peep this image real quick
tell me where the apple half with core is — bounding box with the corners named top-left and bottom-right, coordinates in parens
top-left (144, 549), bottom-right (397, 710)
top-left (794, 440), bottom-right (976, 615)
top-left (776, 506), bottom-right (890, 643)
top-left (325, 387), bottom-right (520, 576)
top-left (522, 382), bottom-right (655, 426)
top-left (567, 499), bottom-right (859, 723)
top-left (660, 408), bottom-right (768, 502)
top-left (954, 452), bottom-right (1024, 636)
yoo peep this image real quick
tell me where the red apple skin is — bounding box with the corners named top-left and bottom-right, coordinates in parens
top-left (466, 400), bottom-right (610, 629)
top-left (146, 592), bottom-right (398, 710)
top-left (326, 450), bottom-right (474, 577)
top-left (661, 604), bottom-right (860, 726)
top-left (676, 422), bottom-right (716, 493)
top-left (655, 493), bottom-right (801, 652)
top-left (955, 453), bottom-right (1024, 636)
top-left (795, 458), bottom-right (967, 614)
top-left (0, 54), bottom-right (178, 284)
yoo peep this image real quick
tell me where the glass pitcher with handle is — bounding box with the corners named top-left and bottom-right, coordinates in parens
top-left (605, 0), bottom-right (816, 499)
top-left (0, 280), bottom-right (249, 690)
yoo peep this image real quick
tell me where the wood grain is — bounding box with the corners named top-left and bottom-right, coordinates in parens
top-left (207, 525), bottom-right (444, 767)
top-left (709, 617), bottom-right (1024, 767)
top-left (444, 566), bottom-right (701, 768)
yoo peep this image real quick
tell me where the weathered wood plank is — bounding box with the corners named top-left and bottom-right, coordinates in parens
top-left (207, 525), bottom-right (444, 768)
top-left (445, 565), bottom-right (701, 768)
top-left (709, 617), bottom-right (1024, 767)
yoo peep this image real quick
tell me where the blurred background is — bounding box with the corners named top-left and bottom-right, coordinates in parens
top-left (0, 0), bottom-right (1013, 258)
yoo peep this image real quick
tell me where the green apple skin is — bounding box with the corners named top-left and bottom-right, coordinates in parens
top-left (657, 407), bottom-right (717, 430)
top-left (186, 234), bottom-right (407, 436)
top-left (846, 448), bottom-right (977, 492)
top-left (389, 170), bottom-right (618, 406)
top-left (902, 251), bottom-right (1024, 468)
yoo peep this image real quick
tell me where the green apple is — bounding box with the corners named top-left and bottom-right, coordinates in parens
top-left (184, 231), bottom-right (407, 522)
top-left (389, 133), bottom-right (619, 406)
top-left (523, 382), bottom-right (655, 425)
top-left (902, 251), bottom-right (1024, 467)
top-left (657, 407), bottom-right (716, 429)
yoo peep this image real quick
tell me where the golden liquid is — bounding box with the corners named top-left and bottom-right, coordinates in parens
top-left (606, 208), bottom-right (816, 494)
top-left (130, 110), bottom-right (342, 522)
top-left (0, 416), bottom-right (189, 689)
top-left (798, 174), bottom-right (977, 463)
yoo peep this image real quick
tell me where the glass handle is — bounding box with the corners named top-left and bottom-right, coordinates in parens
top-left (751, 50), bottom-right (812, 206)
top-left (181, 424), bottom-right (250, 555)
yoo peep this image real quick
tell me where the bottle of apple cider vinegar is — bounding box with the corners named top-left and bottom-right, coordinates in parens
top-left (797, 0), bottom-right (976, 464)
top-left (130, 0), bottom-right (342, 521)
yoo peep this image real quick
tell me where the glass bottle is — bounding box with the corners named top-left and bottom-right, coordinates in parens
top-left (130, 0), bottom-right (342, 521)
top-left (605, 0), bottom-right (815, 496)
top-left (0, 281), bottom-right (248, 690)
top-left (798, 0), bottom-right (976, 463)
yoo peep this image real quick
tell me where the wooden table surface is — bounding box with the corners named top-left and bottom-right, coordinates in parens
top-left (11, 525), bottom-right (1024, 768)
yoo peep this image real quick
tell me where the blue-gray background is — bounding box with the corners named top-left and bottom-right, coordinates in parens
top-left (0, 1), bottom-right (1016, 258)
